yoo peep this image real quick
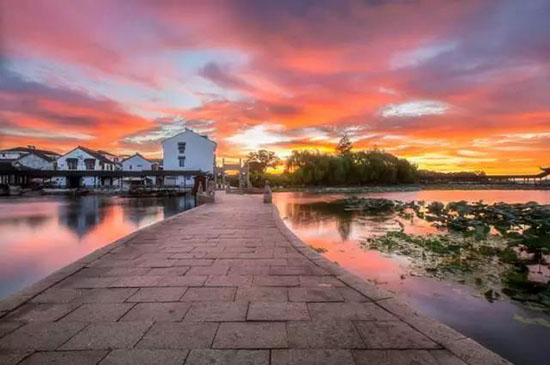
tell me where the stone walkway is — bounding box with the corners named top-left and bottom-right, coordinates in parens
top-left (0, 193), bottom-right (510, 364)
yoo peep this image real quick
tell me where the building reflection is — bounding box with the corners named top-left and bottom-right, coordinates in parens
top-left (57, 196), bottom-right (106, 238)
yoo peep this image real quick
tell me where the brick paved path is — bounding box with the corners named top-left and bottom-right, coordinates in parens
top-left (0, 193), bottom-right (509, 364)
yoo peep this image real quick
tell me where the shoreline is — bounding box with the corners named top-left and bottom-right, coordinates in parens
top-left (274, 183), bottom-right (550, 194)
top-left (2, 183), bottom-right (549, 199)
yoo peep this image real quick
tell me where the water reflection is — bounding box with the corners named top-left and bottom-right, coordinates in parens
top-left (0, 195), bottom-right (194, 298)
top-left (274, 190), bottom-right (550, 365)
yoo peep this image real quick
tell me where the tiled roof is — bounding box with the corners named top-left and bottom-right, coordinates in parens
top-left (0, 147), bottom-right (60, 156)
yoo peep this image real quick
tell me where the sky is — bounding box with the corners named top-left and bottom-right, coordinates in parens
top-left (0, 0), bottom-right (549, 173)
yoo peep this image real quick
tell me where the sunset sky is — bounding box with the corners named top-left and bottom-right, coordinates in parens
top-left (0, 0), bottom-right (548, 173)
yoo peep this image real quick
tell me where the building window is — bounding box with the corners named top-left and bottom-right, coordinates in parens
top-left (178, 142), bottom-right (186, 153)
top-left (178, 156), bottom-right (186, 167)
top-left (85, 159), bottom-right (95, 170)
top-left (129, 165), bottom-right (132, 170)
top-left (67, 158), bottom-right (78, 170)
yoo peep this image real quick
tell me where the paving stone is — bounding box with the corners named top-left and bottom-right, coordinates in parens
top-left (287, 320), bottom-right (365, 349)
top-left (288, 287), bottom-right (344, 302)
top-left (354, 320), bottom-right (440, 349)
top-left (308, 302), bottom-right (398, 321)
top-left (247, 302), bottom-right (309, 321)
top-left (19, 350), bottom-right (108, 365)
top-left (352, 349), bottom-right (457, 364)
top-left (253, 276), bottom-right (300, 287)
top-left (0, 321), bottom-right (24, 338)
top-left (156, 276), bottom-right (208, 287)
top-left (186, 349), bottom-right (269, 364)
top-left (271, 349), bottom-right (355, 365)
top-left (444, 338), bottom-right (511, 365)
top-left (99, 349), bottom-right (189, 365)
top-left (111, 276), bottom-right (162, 287)
top-left (299, 276), bottom-right (345, 287)
top-left (0, 322), bottom-right (87, 350)
top-left (103, 267), bottom-right (151, 277)
top-left (58, 277), bottom-right (117, 289)
top-left (30, 288), bottom-right (89, 304)
top-left (61, 321), bottom-right (153, 350)
top-left (77, 288), bottom-right (138, 303)
top-left (3, 303), bottom-right (79, 322)
top-left (213, 322), bottom-right (287, 349)
top-left (186, 265), bottom-right (231, 276)
top-left (430, 350), bottom-right (469, 364)
top-left (127, 287), bottom-right (188, 302)
top-left (204, 275), bottom-right (253, 287)
top-left (181, 287), bottom-right (236, 302)
top-left (235, 287), bottom-right (288, 302)
top-left (137, 322), bottom-right (218, 349)
top-left (120, 302), bottom-right (191, 321)
top-left (145, 267), bottom-right (190, 276)
top-left (184, 302), bottom-right (247, 321)
top-left (137, 259), bottom-right (176, 268)
top-left (173, 259), bottom-right (215, 266)
top-left (270, 265), bottom-right (329, 276)
top-left (228, 265), bottom-right (270, 275)
top-left (0, 350), bottom-right (32, 365)
top-left (337, 287), bottom-right (372, 302)
top-left (62, 303), bottom-right (134, 322)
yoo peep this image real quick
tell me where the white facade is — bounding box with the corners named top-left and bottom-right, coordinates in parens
top-left (54, 147), bottom-right (117, 188)
top-left (121, 154), bottom-right (156, 187)
top-left (121, 154), bottom-right (153, 171)
top-left (0, 151), bottom-right (25, 160)
top-left (0, 148), bottom-right (59, 161)
top-left (14, 153), bottom-right (54, 170)
top-left (162, 129), bottom-right (216, 173)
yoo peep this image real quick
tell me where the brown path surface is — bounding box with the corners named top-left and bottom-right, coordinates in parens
top-left (0, 193), bottom-right (510, 364)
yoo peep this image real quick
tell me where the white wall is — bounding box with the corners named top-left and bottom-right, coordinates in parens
top-left (122, 155), bottom-right (152, 171)
top-left (0, 151), bottom-right (25, 160)
top-left (57, 148), bottom-right (115, 171)
top-left (162, 130), bottom-right (216, 173)
top-left (16, 154), bottom-right (54, 170)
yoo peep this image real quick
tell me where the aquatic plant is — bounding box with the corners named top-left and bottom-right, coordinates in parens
top-left (338, 197), bottom-right (550, 310)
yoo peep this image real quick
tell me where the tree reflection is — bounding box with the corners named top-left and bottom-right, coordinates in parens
top-left (285, 201), bottom-right (355, 241)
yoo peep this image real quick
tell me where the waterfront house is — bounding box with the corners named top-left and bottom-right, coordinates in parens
top-left (13, 151), bottom-right (55, 170)
top-left (54, 146), bottom-right (118, 188)
top-left (162, 129), bottom-right (216, 186)
top-left (0, 146), bottom-right (60, 161)
top-left (97, 150), bottom-right (121, 165)
top-left (121, 153), bottom-right (157, 186)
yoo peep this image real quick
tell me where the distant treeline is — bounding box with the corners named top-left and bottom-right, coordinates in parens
top-left (242, 136), bottom-right (490, 188)
top-left (417, 170), bottom-right (487, 184)
top-left (282, 149), bottom-right (418, 185)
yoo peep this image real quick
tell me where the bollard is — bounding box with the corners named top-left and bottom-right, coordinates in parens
top-left (263, 180), bottom-right (272, 204)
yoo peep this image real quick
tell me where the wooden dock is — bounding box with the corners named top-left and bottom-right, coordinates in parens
top-left (0, 193), bottom-right (509, 364)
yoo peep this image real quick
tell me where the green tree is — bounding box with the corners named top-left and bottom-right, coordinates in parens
top-left (246, 150), bottom-right (280, 173)
top-left (336, 134), bottom-right (353, 155)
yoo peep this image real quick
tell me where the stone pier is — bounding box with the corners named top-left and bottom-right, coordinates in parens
top-left (0, 193), bottom-right (509, 364)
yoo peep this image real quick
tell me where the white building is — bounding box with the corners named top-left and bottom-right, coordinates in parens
top-left (54, 146), bottom-right (118, 188)
top-left (120, 153), bottom-right (156, 186)
top-left (0, 147), bottom-right (60, 161)
top-left (13, 151), bottom-right (55, 170)
top-left (121, 153), bottom-right (154, 171)
top-left (162, 129), bottom-right (216, 186)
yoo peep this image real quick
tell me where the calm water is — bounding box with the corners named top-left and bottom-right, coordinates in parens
top-left (0, 195), bottom-right (194, 299)
top-left (274, 190), bottom-right (550, 365)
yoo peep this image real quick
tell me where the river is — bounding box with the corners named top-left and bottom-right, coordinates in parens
top-left (0, 195), bottom-right (194, 299)
top-left (273, 190), bottom-right (550, 365)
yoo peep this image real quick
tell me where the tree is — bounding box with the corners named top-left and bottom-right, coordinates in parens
top-left (245, 150), bottom-right (280, 173)
top-left (336, 134), bottom-right (353, 155)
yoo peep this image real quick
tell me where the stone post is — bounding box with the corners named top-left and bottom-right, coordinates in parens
top-left (263, 180), bottom-right (272, 204)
